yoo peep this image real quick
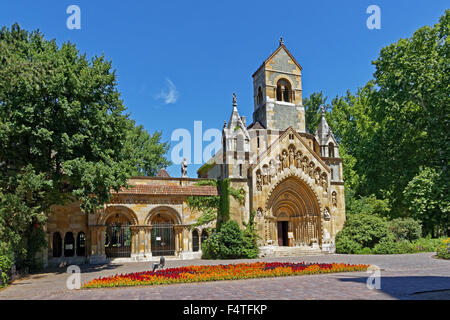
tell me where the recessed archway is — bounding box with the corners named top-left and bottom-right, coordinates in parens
top-left (267, 176), bottom-right (321, 246)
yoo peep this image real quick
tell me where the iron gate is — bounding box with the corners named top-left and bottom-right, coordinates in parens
top-left (151, 223), bottom-right (175, 256)
top-left (105, 224), bottom-right (132, 258)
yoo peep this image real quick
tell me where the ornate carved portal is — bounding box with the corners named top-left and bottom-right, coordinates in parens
top-left (266, 177), bottom-right (321, 247)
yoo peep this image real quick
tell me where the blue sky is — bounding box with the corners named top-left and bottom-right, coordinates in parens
top-left (1, 1), bottom-right (448, 177)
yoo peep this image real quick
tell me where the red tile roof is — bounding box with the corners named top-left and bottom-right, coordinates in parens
top-left (115, 185), bottom-right (219, 196)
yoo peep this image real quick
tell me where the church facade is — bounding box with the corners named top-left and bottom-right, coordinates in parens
top-left (43, 40), bottom-right (345, 267)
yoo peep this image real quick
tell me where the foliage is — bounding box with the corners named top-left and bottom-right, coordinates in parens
top-left (125, 124), bottom-right (171, 176)
top-left (388, 218), bottom-right (422, 242)
top-left (216, 179), bottom-right (230, 230)
top-left (303, 91), bottom-right (331, 134)
top-left (229, 186), bottom-right (246, 205)
top-left (436, 238), bottom-right (450, 259)
top-left (335, 213), bottom-right (390, 253)
top-left (0, 24), bottom-right (170, 280)
top-left (201, 220), bottom-right (258, 259)
top-left (242, 210), bottom-right (260, 259)
top-left (194, 179), bottom-right (218, 186)
top-left (346, 193), bottom-right (390, 217)
top-left (0, 247), bottom-right (13, 287)
top-left (403, 167), bottom-right (450, 237)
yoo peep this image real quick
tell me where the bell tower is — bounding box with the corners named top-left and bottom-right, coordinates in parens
top-left (252, 38), bottom-right (305, 132)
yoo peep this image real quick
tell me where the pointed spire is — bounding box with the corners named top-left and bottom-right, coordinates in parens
top-left (315, 105), bottom-right (337, 146)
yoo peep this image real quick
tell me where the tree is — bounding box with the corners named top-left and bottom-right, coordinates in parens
top-left (125, 123), bottom-right (171, 176)
top-left (0, 24), bottom-right (170, 272)
top-left (303, 91), bottom-right (330, 134)
top-left (403, 167), bottom-right (449, 237)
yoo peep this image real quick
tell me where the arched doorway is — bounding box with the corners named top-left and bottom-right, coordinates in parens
top-left (105, 213), bottom-right (132, 258)
top-left (147, 207), bottom-right (180, 256)
top-left (267, 176), bottom-right (321, 247)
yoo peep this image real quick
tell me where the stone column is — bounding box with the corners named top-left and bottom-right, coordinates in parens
top-left (88, 226), bottom-right (107, 264)
top-left (174, 226), bottom-right (183, 256)
top-left (130, 226), bottom-right (139, 256)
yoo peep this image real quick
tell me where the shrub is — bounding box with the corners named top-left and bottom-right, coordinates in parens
top-left (412, 237), bottom-right (442, 252)
top-left (436, 238), bottom-right (450, 259)
top-left (388, 218), bottom-right (422, 242)
top-left (372, 235), bottom-right (400, 254)
top-left (201, 220), bottom-right (259, 259)
top-left (0, 246), bottom-right (14, 287)
top-left (357, 247), bottom-right (373, 255)
top-left (335, 213), bottom-right (390, 253)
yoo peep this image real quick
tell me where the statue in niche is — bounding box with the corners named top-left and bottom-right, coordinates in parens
top-left (257, 208), bottom-right (263, 219)
top-left (332, 191), bottom-right (337, 207)
top-left (314, 170), bottom-right (320, 184)
top-left (277, 154), bottom-right (283, 173)
top-left (181, 158), bottom-right (188, 177)
top-left (323, 208), bottom-right (331, 221)
top-left (269, 159), bottom-right (276, 181)
top-left (256, 171), bottom-right (262, 191)
top-left (296, 151), bottom-right (302, 169)
top-left (309, 162), bottom-right (315, 178)
top-left (289, 148), bottom-right (295, 168)
top-left (302, 157), bottom-right (308, 172)
top-left (282, 150), bottom-right (289, 170)
top-left (321, 174), bottom-right (328, 192)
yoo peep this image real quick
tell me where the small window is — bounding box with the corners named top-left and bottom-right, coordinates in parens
top-left (257, 87), bottom-right (263, 105)
top-left (276, 79), bottom-right (292, 102)
top-left (52, 232), bottom-right (62, 258)
top-left (201, 230), bottom-right (209, 244)
top-left (76, 232), bottom-right (86, 257)
top-left (328, 142), bottom-right (335, 157)
top-left (64, 232), bottom-right (75, 257)
top-left (192, 230), bottom-right (200, 252)
top-left (239, 164), bottom-right (243, 177)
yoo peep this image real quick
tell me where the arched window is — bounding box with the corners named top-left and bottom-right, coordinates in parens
top-left (276, 79), bottom-right (292, 102)
top-left (201, 230), bottom-right (209, 244)
top-left (257, 86), bottom-right (263, 105)
top-left (52, 232), bottom-right (62, 258)
top-left (76, 232), bottom-right (86, 257)
top-left (64, 232), bottom-right (75, 257)
top-left (328, 142), bottom-right (335, 157)
top-left (192, 230), bottom-right (200, 252)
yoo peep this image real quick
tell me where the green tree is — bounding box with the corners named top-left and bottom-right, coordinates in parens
top-left (303, 91), bottom-right (330, 133)
top-left (0, 24), bottom-right (170, 273)
top-left (403, 167), bottom-right (449, 237)
top-left (126, 123), bottom-right (171, 176)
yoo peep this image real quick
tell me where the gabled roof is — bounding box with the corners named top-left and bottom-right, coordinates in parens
top-left (252, 39), bottom-right (303, 78)
top-left (315, 106), bottom-right (338, 146)
top-left (247, 121), bottom-right (265, 130)
top-left (249, 126), bottom-right (330, 172)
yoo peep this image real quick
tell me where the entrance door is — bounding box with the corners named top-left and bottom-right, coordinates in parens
top-left (151, 223), bottom-right (175, 256)
top-left (277, 221), bottom-right (289, 246)
top-left (105, 224), bottom-right (132, 258)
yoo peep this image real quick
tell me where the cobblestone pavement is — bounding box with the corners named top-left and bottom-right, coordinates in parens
top-left (0, 253), bottom-right (449, 300)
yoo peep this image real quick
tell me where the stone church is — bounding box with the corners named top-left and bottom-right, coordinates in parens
top-left (43, 40), bottom-right (345, 267)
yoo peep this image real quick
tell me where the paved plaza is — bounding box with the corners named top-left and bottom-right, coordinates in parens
top-left (0, 253), bottom-right (449, 300)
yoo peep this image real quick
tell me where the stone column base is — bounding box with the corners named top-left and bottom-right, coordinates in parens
top-left (130, 253), bottom-right (153, 262)
top-left (179, 251), bottom-right (202, 260)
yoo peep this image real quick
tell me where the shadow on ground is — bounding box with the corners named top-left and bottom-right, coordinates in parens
top-left (338, 276), bottom-right (450, 300)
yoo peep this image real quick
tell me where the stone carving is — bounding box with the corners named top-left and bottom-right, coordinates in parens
top-left (282, 150), bottom-right (289, 170)
top-left (321, 173), bottom-right (328, 192)
top-left (262, 165), bottom-right (269, 185)
top-left (309, 162), bottom-right (315, 178)
top-left (257, 208), bottom-right (263, 219)
top-left (314, 169), bottom-right (320, 184)
top-left (289, 148), bottom-right (295, 168)
top-left (302, 157), bottom-right (308, 172)
top-left (295, 151), bottom-right (302, 169)
top-left (181, 158), bottom-right (188, 177)
top-left (332, 191), bottom-right (337, 207)
top-left (277, 154), bottom-right (283, 173)
top-left (269, 160), bottom-right (276, 181)
top-left (256, 170), bottom-right (262, 191)
top-left (323, 208), bottom-right (331, 221)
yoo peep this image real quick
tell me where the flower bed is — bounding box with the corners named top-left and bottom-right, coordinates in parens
top-left (82, 262), bottom-right (370, 289)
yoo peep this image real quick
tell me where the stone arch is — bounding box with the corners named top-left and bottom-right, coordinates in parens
top-left (265, 174), bottom-right (322, 246)
top-left (98, 205), bottom-right (139, 225)
top-left (145, 206), bottom-right (182, 225)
